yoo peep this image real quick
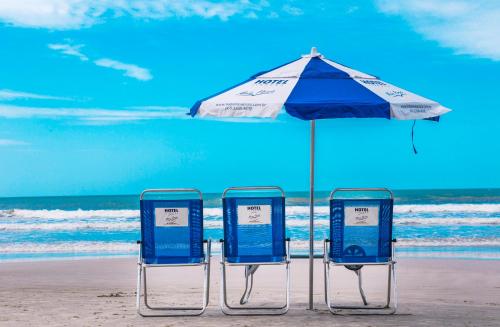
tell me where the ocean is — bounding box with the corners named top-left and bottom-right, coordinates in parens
top-left (1, 189), bottom-right (499, 262)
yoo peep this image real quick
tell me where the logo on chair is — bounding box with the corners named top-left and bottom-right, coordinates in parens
top-left (155, 207), bottom-right (189, 227)
top-left (238, 204), bottom-right (271, 225)
top-left (345, 205), bottom-right (379, 226)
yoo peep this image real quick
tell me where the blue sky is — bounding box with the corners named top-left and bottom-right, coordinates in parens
top-left (0, 0), bottom-right (499, 197)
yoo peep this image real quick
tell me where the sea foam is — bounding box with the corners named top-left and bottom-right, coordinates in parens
top-left (1, 203), bottom-right (499, 221)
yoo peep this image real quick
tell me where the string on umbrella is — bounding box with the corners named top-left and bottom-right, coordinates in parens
top-left (411, 120), bottom-right (418, 154)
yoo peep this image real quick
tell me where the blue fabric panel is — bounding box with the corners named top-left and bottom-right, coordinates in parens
top-left (250, 57), bottom-right (304, 78)
top-left (140, 199), bottom-right (204, 264)
top-left (223, 197), bottom-right (286, 263)
top-left (284, 78), bottom-right (390, 120)
top-left (300, 57), bottom-right (350, 79)
top-left (329, 199), bottom-right (393, 263)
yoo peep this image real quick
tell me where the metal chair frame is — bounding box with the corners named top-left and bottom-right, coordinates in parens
top-left (220, 186), bottom-right (291, 315)
top-left (136, 188), bottom-right (212, 317)
top-left (323, 188), bottom-right (397, 315)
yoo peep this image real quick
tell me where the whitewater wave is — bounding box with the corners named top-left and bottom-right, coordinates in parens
top-left (394, 204), bottom-right (500, 214)
top-left (394, 217), bottom-right (500, 226)
top-left (0, 222), bottom-right (140, 231)
top-left (0, 241), bottom-right (137, 253)
top-left (395, 238), bottom-right (500, 247)
top-left (289, 238), bottom-right (500, 250)
top-left (1, 237), bottom-right (499, 256)
top-left (1, 203), bottom-right (499, 221)
top-left (1, 217), bottom-right (499, 231)
top-left (0, 209), bottom-right (139, 220)
top-left (285, 203), bottom-right (500, 215)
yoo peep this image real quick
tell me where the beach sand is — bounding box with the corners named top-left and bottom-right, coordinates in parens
top-left (0, 257), bottom-right (499, 326)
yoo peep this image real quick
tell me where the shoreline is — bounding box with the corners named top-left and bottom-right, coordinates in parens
top-left (2, 252), bottom-right (500, 264)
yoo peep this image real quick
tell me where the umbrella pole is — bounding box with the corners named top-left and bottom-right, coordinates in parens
top-left (308, 120), bottom-right (315, 310)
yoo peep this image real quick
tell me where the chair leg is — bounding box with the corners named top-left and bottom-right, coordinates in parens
top-left (136, 260), bottom-right (142, 314)
top-left (355, 269), bottom-right (368, 305)
top-left (325, 262), bottom-right (397, 315)
top-left (136, 241), bottom-right (211, 317)
top-left (203, 240), bottom-right (212, 309)
top-left (219, 240), bottom-right (290, 316)
top-left (325, 261), bottom-right (333, 312)
top-left (324, 261), bottom-right (328, 305)
top-left (240, 265), bottom-right (259, 305)
top-left (220, 262), bottom-right (289, 315)
top-left (391, 262), bottom-right (398, 313)
top-left (385, 264), bottom-right (392, 308)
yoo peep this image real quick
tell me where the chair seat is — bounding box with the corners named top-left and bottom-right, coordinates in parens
top-left (144, 255), bottom-right (205, 265)
top-left (226, 255), bottom-right (286, 264)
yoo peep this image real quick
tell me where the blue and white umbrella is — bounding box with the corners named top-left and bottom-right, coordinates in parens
top-left (191, 47), bottom-right (450, 120)
top-left (190, 47), bottom-right (450, 308)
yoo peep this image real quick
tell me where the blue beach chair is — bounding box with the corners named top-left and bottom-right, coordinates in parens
top-left (136, 189), bottom-right (211, 317)
top-left (323, 188), bottom-right (397, 314)
top-left (220, 186), bottom-right (290, 315)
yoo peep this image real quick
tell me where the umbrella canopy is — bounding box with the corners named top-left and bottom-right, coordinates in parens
top-left (189, 47), bottom-right (450, 310)
top-left (190, 47), bottom-right (450, 120)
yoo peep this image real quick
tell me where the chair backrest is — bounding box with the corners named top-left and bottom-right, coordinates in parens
top-left (140, 189), bottom-right (204, 264)
top-left (222, 186), bottom-right (286, 263)
top-left (329, 188), bottom-right (394, 264)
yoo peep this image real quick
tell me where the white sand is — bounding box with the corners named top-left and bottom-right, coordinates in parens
top-left (0, 257), bottom-right (499, 326)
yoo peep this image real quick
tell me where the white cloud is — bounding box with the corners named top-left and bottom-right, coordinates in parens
top-left (0, 0), bottom-right (272, 30)
top-left (376, 0), bottom-right (500, 61)
top-left (0, 139), bottom-right (29, 146)
top-left (94, 58), bottom-right (152, 81)
top-left (48, 41), bottom-right (153, 81)
top-left (0, 89), bottom-right (70, 101)
top-left (245, 11), bottom-right (258, 19)
top-left (282, 4), bottom-right (303, 16)
top-left (48, 43), bottom-right (88, 61)
top-left (0, 104), bottom-right (281, 124)
top-left (0, 104), bottom-right (189, 124)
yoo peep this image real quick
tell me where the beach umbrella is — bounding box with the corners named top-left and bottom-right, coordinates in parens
top-left (189, 47), bottom-right (451, 309)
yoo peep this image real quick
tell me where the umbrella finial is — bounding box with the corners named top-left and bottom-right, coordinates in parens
top-left (310, 47), bottom-right (320, 57)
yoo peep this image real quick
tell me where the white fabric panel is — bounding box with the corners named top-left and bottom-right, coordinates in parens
top-left (321, 58), bottom-right (377, 79)
top-left (258, 57), bottom-right (310, 78)
top-left (344, 205), bottom-right (379, 226)
top-left (198, 78), bottom-right (298, 118)
top-left (155, 207), bottom-right (189, 227)
top-left (237, 205), bottom-right (271, 225)
top-left (354, 78), bottom-right (451, 120)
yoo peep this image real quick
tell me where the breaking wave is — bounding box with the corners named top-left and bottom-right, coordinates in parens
top-left (2, 237), bottom-right (499, 255)
top-left (1, 203), bottom-right (499, 221)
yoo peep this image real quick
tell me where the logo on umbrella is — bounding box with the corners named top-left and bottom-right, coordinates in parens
top-left (237, 90), bottom-right (276, 96)
top-left (385, 90), bottom-right (406, 97)
top-left (360, 79), bottom-right (386, 86)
